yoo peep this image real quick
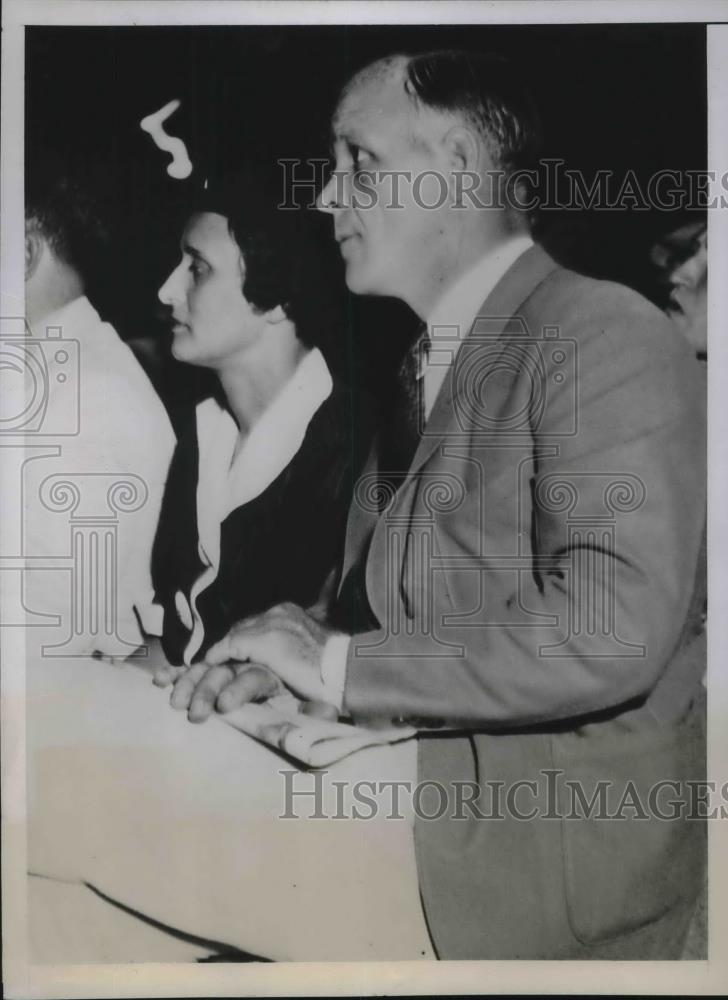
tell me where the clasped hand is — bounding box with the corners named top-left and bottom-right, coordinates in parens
top-left (153, 603), bottom-right (340, 722)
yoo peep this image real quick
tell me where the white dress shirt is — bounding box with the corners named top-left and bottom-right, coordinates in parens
top-left (422, 233), bottom-right (534, 418)
top-left (171, 347), bottom-right (333, 665)
top-left (22, 296), bottom-right (175, 657)
top-left (321, 235), bottom-right (534, 710)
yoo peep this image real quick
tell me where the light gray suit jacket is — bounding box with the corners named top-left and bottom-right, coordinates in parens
top-left (338, 246), bottom-right (706, 958)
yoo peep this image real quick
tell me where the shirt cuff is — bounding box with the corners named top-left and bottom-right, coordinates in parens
top-left (320, 633), bottom-right (350, 713)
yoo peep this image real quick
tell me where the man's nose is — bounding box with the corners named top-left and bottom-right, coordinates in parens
top-left (316, 171), bottom-right (345, 214)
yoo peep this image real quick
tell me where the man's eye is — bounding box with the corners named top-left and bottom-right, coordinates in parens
top-left (351, 147), bottom-right (372, 169)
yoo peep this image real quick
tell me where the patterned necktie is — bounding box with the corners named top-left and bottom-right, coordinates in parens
top-left (332, 323), bottom-right (430, 633)
top-left (378, 323), bottom-right (431, 504)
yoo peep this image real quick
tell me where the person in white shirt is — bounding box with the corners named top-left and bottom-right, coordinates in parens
top-left (23, 164), bottom-right (175, 657)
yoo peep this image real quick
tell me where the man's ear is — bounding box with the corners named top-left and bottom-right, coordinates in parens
top-left (25, 227), bottom-right (45, 281)
top-left (441, 125), bottom-right (490, 209)
top-left (442, 124), bottom-right (481, 176)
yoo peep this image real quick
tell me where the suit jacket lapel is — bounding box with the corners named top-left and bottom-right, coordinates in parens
top-left (407, 244), bottom-right (560, 479)
top-left (339, 441), bottom-right (380, 589)
top-left (343, 245), bottom-right (561, 608)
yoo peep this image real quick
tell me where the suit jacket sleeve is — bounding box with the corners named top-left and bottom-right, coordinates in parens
top-left (342, 276), bottom-right (706, 727)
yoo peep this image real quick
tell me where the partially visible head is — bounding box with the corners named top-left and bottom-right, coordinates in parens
top-left (25, 159), bottom-right (111, 324)
top-left (318, 50), bottom-right (540, 313)
top-left (651, 217), bottom-right (707, 356)
top-left (158, 166), bottom-right (334, 371)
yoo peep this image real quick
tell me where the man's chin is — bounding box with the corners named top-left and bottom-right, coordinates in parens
top-left (344, 263), bottom-right (388, 298)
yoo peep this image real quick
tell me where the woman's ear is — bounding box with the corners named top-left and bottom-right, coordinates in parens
top-left (264, 304), bottom-right (288, 325)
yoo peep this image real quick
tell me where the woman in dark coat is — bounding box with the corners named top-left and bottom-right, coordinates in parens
top-left (151, 168), bottom-right (372, 673)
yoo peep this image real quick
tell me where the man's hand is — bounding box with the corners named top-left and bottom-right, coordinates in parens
top-left (205, 602), bottom-right (336, 704)
top-left (156, 660), bottom-right (283, 723)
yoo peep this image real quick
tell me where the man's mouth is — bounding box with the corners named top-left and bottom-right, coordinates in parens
top-left (336, 233), bottom-right (361, 255)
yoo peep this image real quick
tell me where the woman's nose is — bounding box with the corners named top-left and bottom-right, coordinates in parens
top-left (671, 255), bottom-right (703, 290)
top-left (158, 265), bottom-right (181, 306)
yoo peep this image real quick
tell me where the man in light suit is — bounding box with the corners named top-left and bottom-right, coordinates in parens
top-left (192, 50), bottom-right (707, 958)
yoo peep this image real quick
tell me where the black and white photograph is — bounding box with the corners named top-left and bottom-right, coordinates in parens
top-left (2, 1), bottom-right (727, 996)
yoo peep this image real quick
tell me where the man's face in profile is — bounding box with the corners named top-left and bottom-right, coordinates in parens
top-left (319, 69), bottom-right (453, 308)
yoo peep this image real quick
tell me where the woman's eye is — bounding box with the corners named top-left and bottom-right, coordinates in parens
top-left (189, 261), bottom-right (208, 280)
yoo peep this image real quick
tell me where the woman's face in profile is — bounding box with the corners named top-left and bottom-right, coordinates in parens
top-left (651, 220), bottom-right (707, 357)
top-left (158, 211), bottom-right (267, 370)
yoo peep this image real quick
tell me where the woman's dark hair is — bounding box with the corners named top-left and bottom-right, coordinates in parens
top-left (198, 164), bottom-right (343, 350)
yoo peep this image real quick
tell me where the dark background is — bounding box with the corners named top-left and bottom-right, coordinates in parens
top-left (26, 24), bottom-right (707, 424)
